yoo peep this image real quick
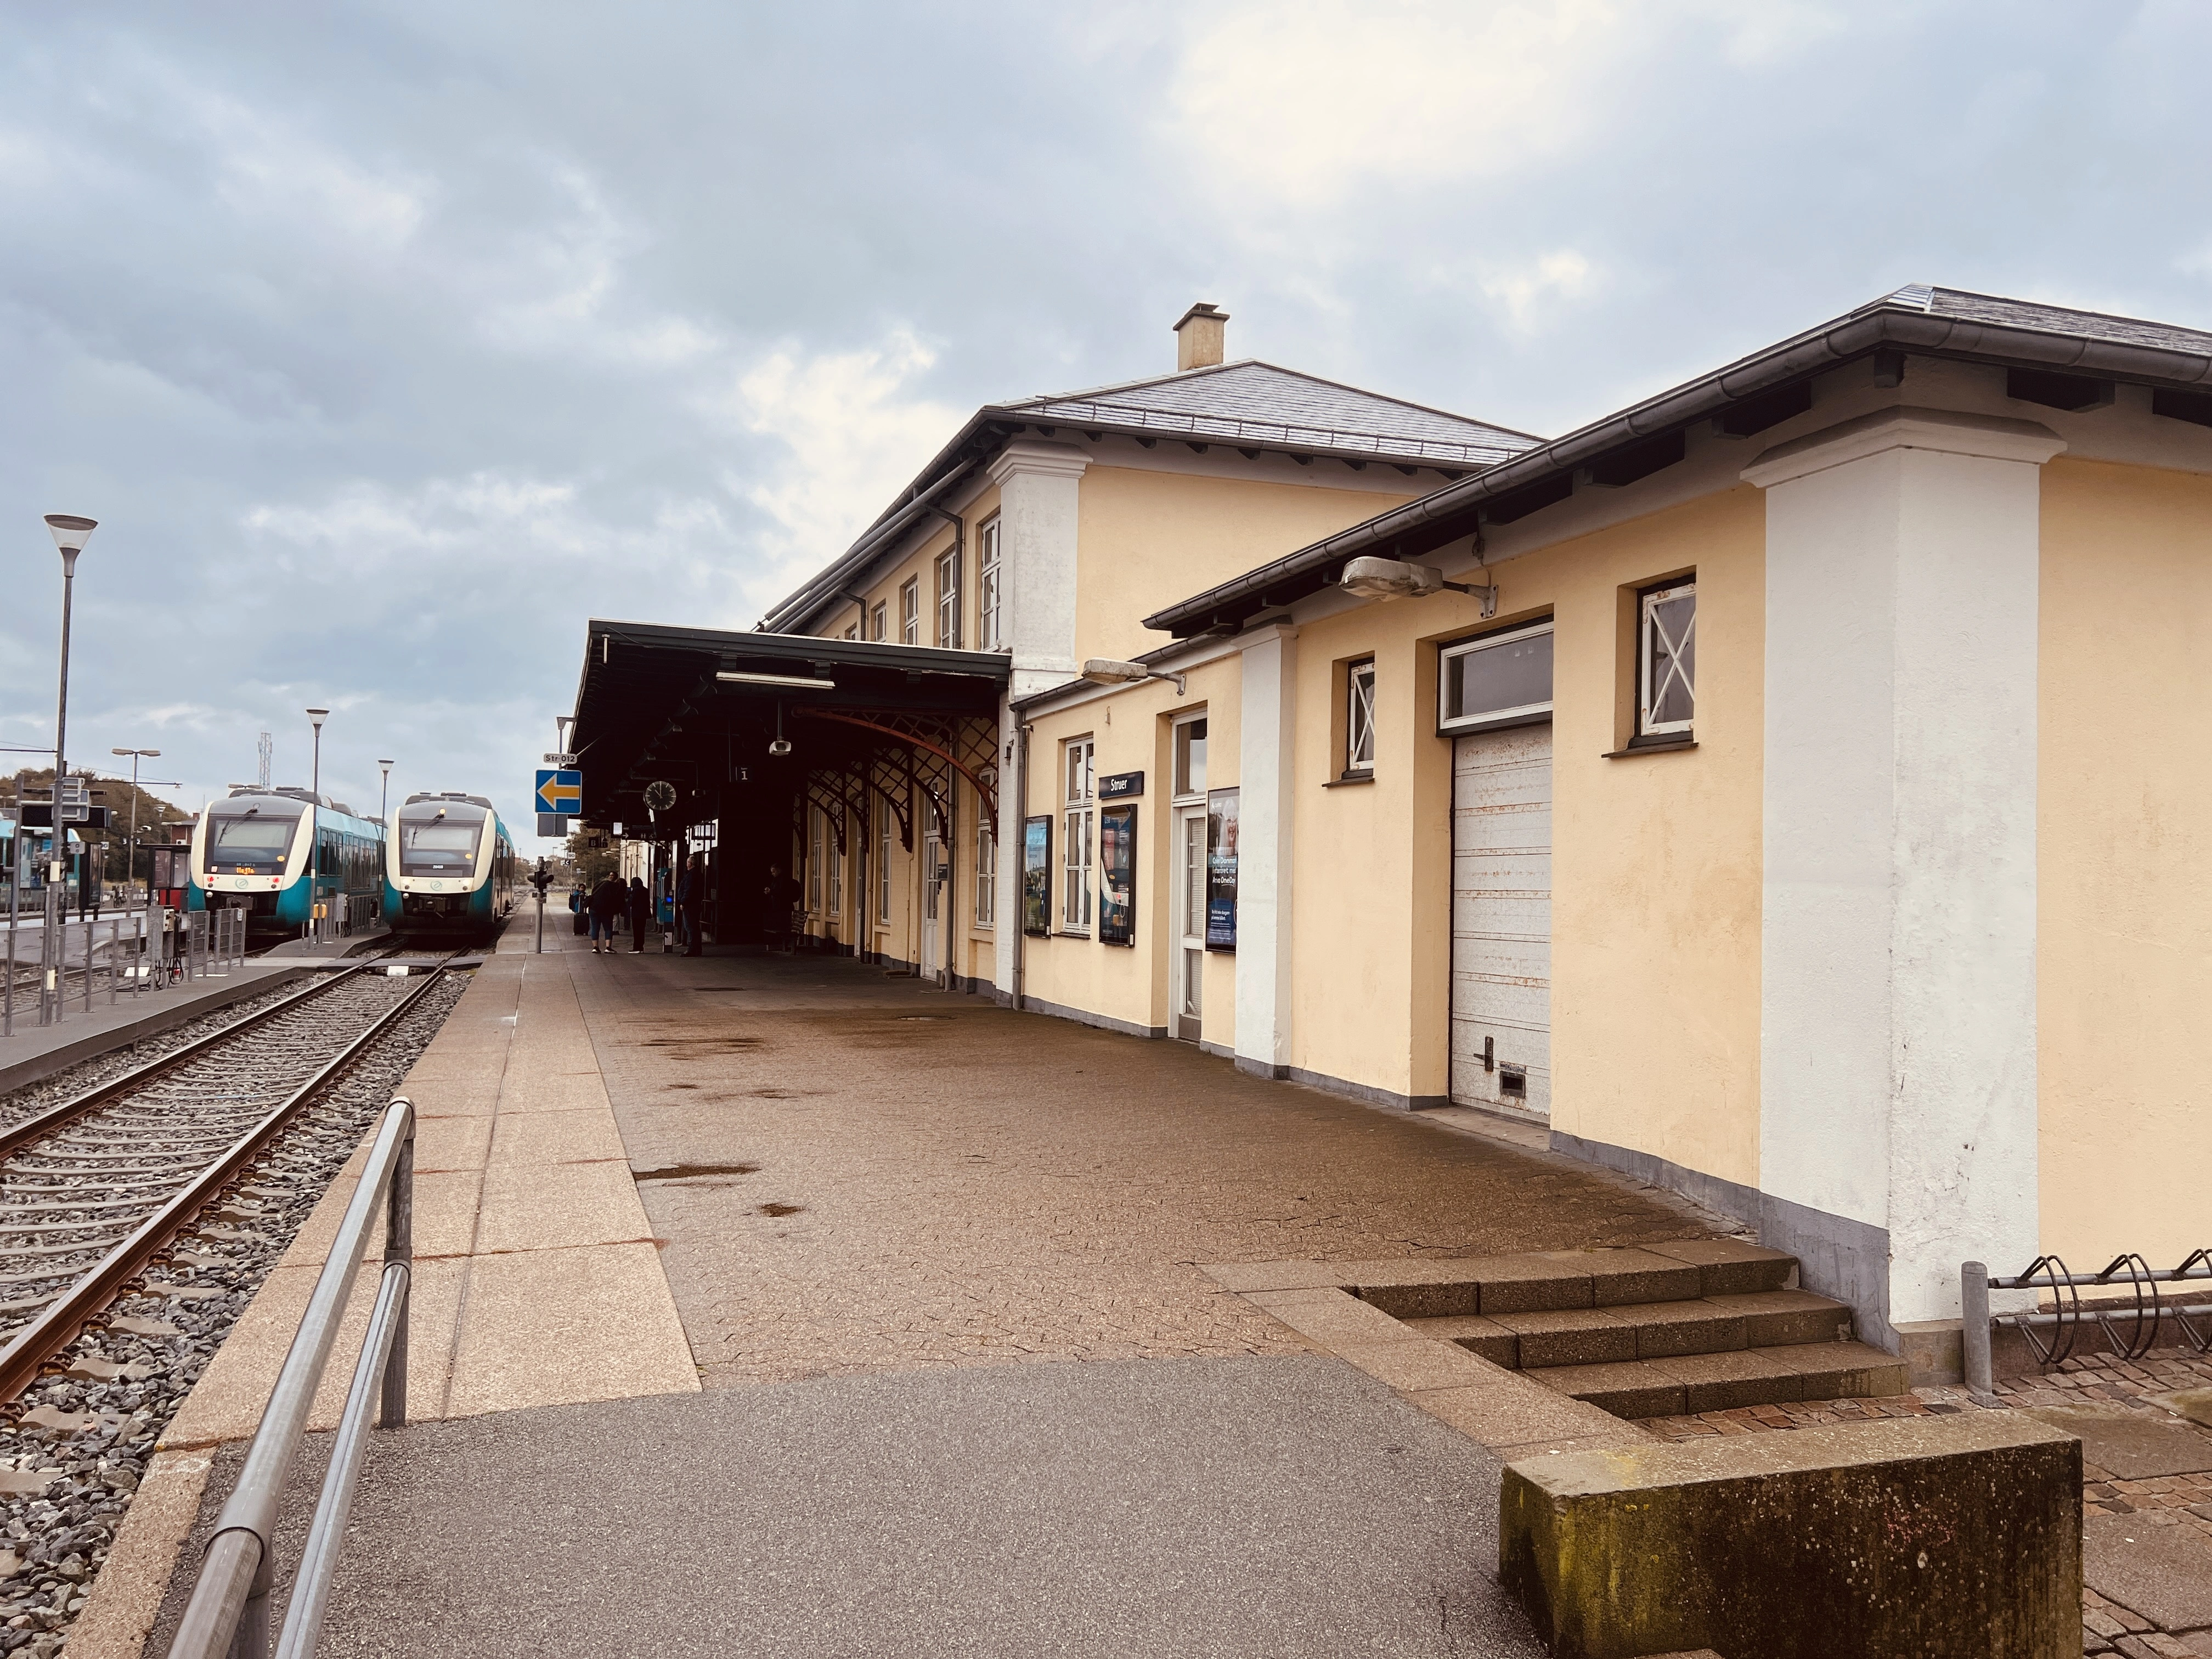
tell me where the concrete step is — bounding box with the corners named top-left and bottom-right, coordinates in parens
top-left (1348, 1238), bottom-right (1795, 1321)
top-left (1406, 1288), bottom-right (1855, 1369)
top-left (1525, 1341), bottom-right (1910, 1418)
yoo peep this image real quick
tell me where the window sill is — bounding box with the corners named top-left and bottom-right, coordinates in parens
top-left (1602, 736), bottom-right (1697, 759)
top-left (1322, 773), bottom-right (1375, 789)
top-left (1056, 929), bottom-right (1091, 940)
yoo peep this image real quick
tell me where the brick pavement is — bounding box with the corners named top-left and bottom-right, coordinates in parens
top-left (558, 947), bottom-right (1723, 1385)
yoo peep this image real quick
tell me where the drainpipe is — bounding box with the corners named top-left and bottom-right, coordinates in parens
top-left (920, 506), bottom-right (966, 646)
top-left (1012, 721), bottom-right (1031, 1012)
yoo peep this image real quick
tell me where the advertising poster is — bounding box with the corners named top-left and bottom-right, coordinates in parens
top-left (1022, 815), bottom-right (1052, 937)
top-left (1205, 787), bottom-right (1239, 951)
top-left (1099, 804), bottom-right (1137, 946)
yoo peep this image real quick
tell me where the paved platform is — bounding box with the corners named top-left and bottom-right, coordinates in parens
top-left (0, 960), bottom-right (308, 1095)
top-left (83, 934), bottom-right (1740, 1657)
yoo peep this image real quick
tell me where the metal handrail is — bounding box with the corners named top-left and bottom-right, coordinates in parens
top-left (1962, 1250), bottom-right (2212, 1395)
top-left (165, 1096), bottom-right (416, 1659)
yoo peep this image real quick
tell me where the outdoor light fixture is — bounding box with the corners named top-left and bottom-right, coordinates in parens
top-left (718, 669), bottom-right (837, 690)
top-left (1080, 658), bottom-right (1187, 697)
top-left (768, 701), bottom-right (794, 758)
top-left (1339, 555), bottom-right (1498, 618)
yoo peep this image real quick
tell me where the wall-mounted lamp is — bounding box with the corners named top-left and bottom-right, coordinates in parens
top-left (1080, 658), bottom-right (1187, 697)
top-left (1339, 555), bottom-right (1497, 619)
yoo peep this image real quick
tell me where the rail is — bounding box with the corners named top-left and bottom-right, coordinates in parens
top-left (165, 1094), bottom-right (416, 1659)
top-left (1962, 1251), bottom-right (2212, 1395)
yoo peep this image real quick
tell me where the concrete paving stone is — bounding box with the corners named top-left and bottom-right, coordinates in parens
top-left (1530, 1360), bottom-right (1689, 1419)
top-left (63, 1448), bottom-right (216, 1659)
top-left (1650, 1349), bottom-right (1805, 1412)
top-left (1639, 1237), bottom-right (1796, 1295)
top-left (443, 1242), bottom-right (699, 1417)
top-left (398, 1075), bottom-right (501, 1116)
top-left (411, 1111), bottom-right (493, 1172)
top-left (1334, 1337), bottom-right (1512, 1393)
top-left (151, 1357), bottom-right (1545, 1659)
top-left (1198, 1260), bottom-right (1349, 1294)
top-left (408, 1169), bottom-right (486, 1259)
top-left (1544, 1246), bottom-right (1705, 1307)
top-left (1762, 1341), bottom-right (1910, 1398)
top-left (1489, 1427), bottom-right (1656, 1462)
top-left (1492, 1307), bottom-right (1635, 1368)
top-left (1623, 1299), bottom-right (1749, 1359)
top-left (1245, 1286), bottom-right (1421, 1348)
top-left (1406, 1314), bottom-right (1521, 1367)
top-left (494, 1070), bottom-right (614, 1114)
top-left (487, 1104), bottom-right (631, 1167)
top-left (472, 1159), bottom-right (654, 1255)
top-left (2022, 1403), bottom-right (2212, 1480)
top-left (1712, 1288), bottom-right (1855, 1347)
top-left (1410, 1368), bottom-right (1637, 1450)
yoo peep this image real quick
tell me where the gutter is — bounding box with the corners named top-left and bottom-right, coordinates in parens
top-left (1142, 298), bottom-right (2212, 635)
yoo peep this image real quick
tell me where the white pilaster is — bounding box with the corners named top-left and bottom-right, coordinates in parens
top-left (1746, 407), bottom-right (2063, 1336)
top-left (1234, 625), bottom-right (1299, 1076)
top-left (995, 698), bottom-right (1021, 1000)
top-left (987, 440), bottom-right (1089, 702)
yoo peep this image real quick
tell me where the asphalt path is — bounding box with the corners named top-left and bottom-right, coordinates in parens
top-left (160, 1355), bottom-right (1546, 1658)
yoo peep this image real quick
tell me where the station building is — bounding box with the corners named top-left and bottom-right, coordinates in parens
top-left (570, 285), bottom-right (2212, 1370)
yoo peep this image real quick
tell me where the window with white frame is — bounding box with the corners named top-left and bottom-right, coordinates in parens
top-left (1062, 736), bottom-right (1094, 930)
top-left (1172, 715), bottom-right (1207, 799)
top-left (871, 600), bottom-right (888, 642)
top-left (935, 547), bottom-right (962, 649)
top-left (876, 798), bottom-right (892, 923)
top-left (1439, 620), bottom-right (1555, 732)
top-left (900, 577), bottom-right (919, 646)
top-left (978, 517), bottom-right (1003, 651)
top-left (806, 810), bottom-right (823, 911)
top-left (1638, 579), bottom-right (1696, 738)
top-left (827, 813), bottom-right (843, 915)
top-left (1345, 659), bottom-right (1376, 777)
top-left (843, 624), bottom-right (858, 641)
top-left (975, 817), bottom-right (996, 927)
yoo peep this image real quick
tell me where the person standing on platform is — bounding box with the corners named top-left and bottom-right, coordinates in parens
top-left (625, 874), bottom-right (651, 954)
top-left (587, 874), bottom-right (623, 954)
top-left (677, 853), bottom-right (706, 956)
top-left (761, 862), bottom-right (799, 955)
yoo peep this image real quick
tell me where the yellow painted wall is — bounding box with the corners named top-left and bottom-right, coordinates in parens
top-left (2039, 457), bottom-right (2212, 1266)
top-left (1286, 487), bottom-right (1765, 1181)
top-left (1073, 467), bottom-right (1418, 667)
top-left (1019, 657), bottom-right (1239, 1037)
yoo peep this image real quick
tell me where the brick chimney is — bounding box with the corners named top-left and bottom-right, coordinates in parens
top-left (1173, 302), bottom-right (1229, 371)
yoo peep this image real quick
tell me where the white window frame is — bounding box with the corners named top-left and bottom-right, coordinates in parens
top-left (1437, 619), bottom-right (1556, 734)
top-left (876, 798), bottom-right (893, 924)
top-left (1638, 580), bottom-right (1696, 738)
top-left (843, 624), bottom-right (858, 641)
top-left (935, 547), bottom-right (962, 649)
top-left (978, 517), bottom-right (1003, 651)
top-left (871, 600), bottom-right (888, 642)
top-left (806, 810), bottom-right (823, 911)
top-left (900, 577), bottom-right (919, 647)
top-left (1344, 659), bottom-right (1376, 777)
top-left (974, 817), bottom-right (996, 927)
top-left (1062, 735), bottom-right (1094, 932)
top-left (827, 811), bottom-right (843, 916)
top-left (1172, 713), bottom-right (1207, 803)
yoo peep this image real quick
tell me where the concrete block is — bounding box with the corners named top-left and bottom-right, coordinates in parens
top-left (1719, 1288), bottom-right (1853, 1348)
top-left (1762, 1340), bottom-right (1908, 1400)
top-left (1470, 1254), bottom-right (1597, 1314)
top-left (1499, 1413), bottom-right (2080, 1659)
top-left (1401, 1314), bottom-right (1519, 1367)
top-left (1647, 1350), bottom-right (1802, 1412)
top-left (1531, 1361), bottom-right (1686, 1419)
top-left (1494, 1307), bottom-right (1636, 1368)
top-left (1623, 1299), bottom-right (1749, 1359)
top-left (1545, 1248), bottom-right (1705, 1307)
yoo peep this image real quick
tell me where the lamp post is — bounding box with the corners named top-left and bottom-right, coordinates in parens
top-left (307, 708), bottom-right (329, 941)
top-left (378, 760), bottom-right (393, 826)
top-left (110, 748), bottom-right (160, 921)
top-left (377, 759), bottom-right (394, 928)
top-left (42, 515), bottom-right (95, 1025)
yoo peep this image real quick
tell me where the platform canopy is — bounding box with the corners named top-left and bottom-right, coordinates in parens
top-left (567, 620), bottom-right (1011, 838)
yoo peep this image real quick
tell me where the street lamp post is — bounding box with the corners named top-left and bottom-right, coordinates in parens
top-left (42, 515), bottom-right (96, 1025)
top-left (377, 759), bottom-right (394, 928)
top-left (307, 708), bottom-right (329, 943)
top-left (110, 747), bottom-right (160, 922)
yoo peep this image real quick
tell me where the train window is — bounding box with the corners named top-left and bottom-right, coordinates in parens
top-left (399, 817), bottom-right (482, 876)
top-left (206, 811), bottom-right (298, 875)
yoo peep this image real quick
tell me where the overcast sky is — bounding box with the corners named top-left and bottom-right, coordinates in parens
top-left (4, 1), bottom-right (2208, 844)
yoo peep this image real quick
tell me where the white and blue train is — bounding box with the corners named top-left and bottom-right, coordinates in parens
top-left (385, 793), bottom-right (515, 943)
top-left (188, 788), bottom-right (386, 938)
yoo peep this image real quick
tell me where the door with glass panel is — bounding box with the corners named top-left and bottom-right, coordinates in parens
top-left (921, 826), bottom-right (943, 984)
top-left (1175, 805), bottom-right (1206, 1042)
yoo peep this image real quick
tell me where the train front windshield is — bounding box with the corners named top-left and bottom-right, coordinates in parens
top-left (400, 816), bottom-right (483, 877)
top-left (205, 810), bottom-right (300, 875)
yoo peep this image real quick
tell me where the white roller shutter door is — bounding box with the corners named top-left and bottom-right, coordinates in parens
top-left (1449, 724), bottom-right (1552, 1118)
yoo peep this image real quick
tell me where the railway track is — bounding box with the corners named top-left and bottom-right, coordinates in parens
top-left (0, 955), bottom-right (457, 1402)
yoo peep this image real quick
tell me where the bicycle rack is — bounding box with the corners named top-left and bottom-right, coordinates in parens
top-left (1962, 1247), bottom-right (2212, 1394)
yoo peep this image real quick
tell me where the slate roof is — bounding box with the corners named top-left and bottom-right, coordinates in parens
top-left (996, 360), bottom-right (1541, 469)
top-left (1145, 283), bottom-right (2212, 638)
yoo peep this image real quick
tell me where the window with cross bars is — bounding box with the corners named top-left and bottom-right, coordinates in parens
top-left (1638, 579), bottom-right (1696, 738)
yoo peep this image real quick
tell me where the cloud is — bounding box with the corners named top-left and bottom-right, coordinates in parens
top-left (709, 330), bottom-right (964, 611)
top-left (1480, 250), bottom-right (1602, 334)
